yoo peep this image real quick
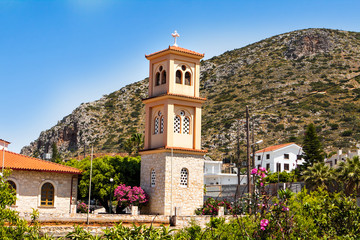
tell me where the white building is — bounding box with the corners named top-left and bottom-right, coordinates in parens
top-left (254, 143), bottom-right (304, 173)
top-left (204, 160), bottom-right (247, 185)
top-left (325, 149), bottom-right (360, 167)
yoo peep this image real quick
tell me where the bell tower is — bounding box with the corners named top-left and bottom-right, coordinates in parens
top-left (140, 32), bottom-right (206, 216)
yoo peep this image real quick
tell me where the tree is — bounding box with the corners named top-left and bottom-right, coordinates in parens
top-left (131, 133), bottom-right (144, 156)
top-left (302, 162), bottom-right (333, 191)
top-left (336, 156), bottom-right (360, 196)
top-left (0, 170), bottom-right (33, 238)
top-left (66, 155), bottom-right (141, 213)
top-left (123, 138), bottom-right (134, 156)
top-left (122, 133), bottom-right (144, 156)
top-left (51, 142), bottom-right (61, 163)
top-left (302, 123), bottom-right (324, 169)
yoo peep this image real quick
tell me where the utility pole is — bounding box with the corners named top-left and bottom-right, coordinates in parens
top-left (235, 119), bottom-right (242, 200)
top-left (246, 106), bottom-right (251, 196)
top-left (252, 117), bottom-right (255, 169)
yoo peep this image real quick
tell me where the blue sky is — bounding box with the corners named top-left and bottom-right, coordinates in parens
top-left (1, 0), bottom-right (360, 153)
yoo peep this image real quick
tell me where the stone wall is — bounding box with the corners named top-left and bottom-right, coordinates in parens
top-left (8, 170), bottom-right (78, 215)
top-left (141, 151), bottom-right (204, 216)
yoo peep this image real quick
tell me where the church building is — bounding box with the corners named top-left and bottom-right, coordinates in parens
top-left (0, 139), bottom-right (81, 215)
top-left (140, 32), bottom-right (207, 216)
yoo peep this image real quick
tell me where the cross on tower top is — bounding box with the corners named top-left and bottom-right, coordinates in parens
top-left (171, 30), bottom-right (180, 47)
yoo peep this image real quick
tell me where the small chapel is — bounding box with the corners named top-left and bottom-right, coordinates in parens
top-left (140, 32), bottom-right (207, 216)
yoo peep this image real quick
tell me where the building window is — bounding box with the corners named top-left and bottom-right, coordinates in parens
top-left (161, 70), bottom-right (167, 84)
top-left (284, 154), bottom-right (289, 159)
top-left (176, 70), bottom-right (182, 84)
top-left (276, 163), bottom-right (281, 172)
top-left (154, 117), bottom-right (159, 134)
top-left (41, 183), bottom-right (54, 206)
top-left (160, 116), bottom-right (164, 133)
top-left (266, 154), bottom-right (270, 160)
top-left (183, 117), bottom-right (190, 134)
top-left (266, 163), bottom-right (270, 170)
top-left (284, 164), bottom-right (289, 171)
top-left (155, 65), bottom-right (166, 86)
top-left (257, 164), bottom-right (261, 169)
top-left (180, 168), bottom-right (188, 187)
top-left (155, 72), bottom-right (160, 86)
top-left (174, 116), bottom-right (181, 133)
top-left (7, 180), bottom-right (16, 205)
top-left (151, 169), bottom-right (156, 187)
top-left (257, 156), bottom-right (261, 161)
top-left (185, 72), bottom-right (191, 85)
top-left (7, 180), bottom-right (16, 191)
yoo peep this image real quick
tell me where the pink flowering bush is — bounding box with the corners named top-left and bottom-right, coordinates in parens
top-left (77, 201), bottom-right (89, 213)
top-left (260, 219), bottom-right (269, 230)
top-left (114, 184), bottom-right (148, 209)
top-left (195, 198), bottom-right (232, 216)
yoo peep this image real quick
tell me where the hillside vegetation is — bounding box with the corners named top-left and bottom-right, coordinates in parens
top-left (21, 28), bottom-right (360, 161)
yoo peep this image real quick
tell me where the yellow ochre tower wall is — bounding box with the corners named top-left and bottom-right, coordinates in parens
top-left (140, 33), bottom-right (206, 216)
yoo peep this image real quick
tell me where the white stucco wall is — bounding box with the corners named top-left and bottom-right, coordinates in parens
top-left (255, 144), bottom-right (304, 173)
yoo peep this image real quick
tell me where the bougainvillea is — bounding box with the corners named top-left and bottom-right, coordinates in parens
top-left (195, 198), bottom-right (233, 216)
top-left (77, 201), bottom-right (89, 213)
top-left (114, 184), bottom-right (148, 208)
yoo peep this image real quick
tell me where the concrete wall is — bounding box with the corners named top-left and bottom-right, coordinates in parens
top-left (7, 170), bottom-right (78, 215)
top-left (140, 151), bottom-right (204, 216)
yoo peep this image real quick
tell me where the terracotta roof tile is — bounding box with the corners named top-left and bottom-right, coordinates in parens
top-left (0, 150), bottom-right (81, 174)
top-left (146, 46), bottom-right (204, 59)
top-left (0, 139), bottom-right (10, 144)
top-left (256, 143), bottom-right (296, 153)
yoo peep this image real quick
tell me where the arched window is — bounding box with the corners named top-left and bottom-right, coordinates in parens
top-left (151, 169), bottom-right (156, 187)
top-left (154, 117), bottom-right (159, 134)
top-left (185, 72), bottom-right (191, 85)
top-left (41, 183), bottom-right (54, 206)
top-left (174, 116), bottom-right (181, 133)
top-left (161, 70), bottom-right (167, 84)
top-left (176, 70), bottom-right (182, 84)
top-left (180, 168), bottom-right (188, 187)
top-left (7, 180), bottom-right (16, 191)
top-left (183, 117), bottom-right (190, 134)
top-left (155, 72), bottom-right (160, 86)
top-left (160, 116), bottom-right (164, 134)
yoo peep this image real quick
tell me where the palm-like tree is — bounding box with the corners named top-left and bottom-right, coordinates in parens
top-left (336, 156), bottom-right (360, 196)
top-left (302, 162), bottom-right (333, 191)
top-left (131, 133), bottom-right (144, 155)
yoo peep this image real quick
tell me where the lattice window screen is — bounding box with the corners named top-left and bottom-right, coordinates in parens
top-left (151, 169), bottom-right (156, 187)
top-left (160, 117), bottom-right (164, 133)
top-left (183, 117), bottom-right (190, 134)
top-left (174, 116), bottom-right (181, 133)
top-left (154, 117), bottom-right (159, 134)
top-left (180, 168), bottom-right (188, 186)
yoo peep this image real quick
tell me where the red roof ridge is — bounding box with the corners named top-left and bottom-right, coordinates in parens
top-left (256, 142), bottom-right (297, 153)
top-left (145, 45), bottom-right (204, 58)
top-left (1, 149), bottom-right (81, 174)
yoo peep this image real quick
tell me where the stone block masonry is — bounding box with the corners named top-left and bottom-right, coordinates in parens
top-left (8, 170), bottom-right (78, 215)
top-left (141, 151), bottom-right (204, 216)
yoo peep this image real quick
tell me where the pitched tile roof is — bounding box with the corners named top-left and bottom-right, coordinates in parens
top-left (0, 150), bottom-right (81, 174)
top-left (0, 139), bottom-right (10, 144)
top-left (145, 46), bottom-right (204, 59)
top-left (256, 143), bottom-right (297, 153)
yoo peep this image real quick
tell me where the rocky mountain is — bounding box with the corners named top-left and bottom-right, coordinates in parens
top-left (21, 28), bottom-right (360, 161)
